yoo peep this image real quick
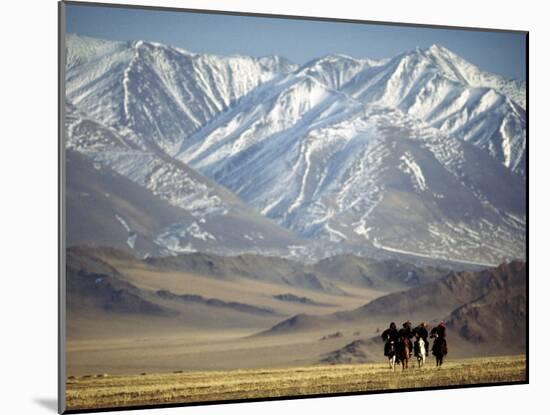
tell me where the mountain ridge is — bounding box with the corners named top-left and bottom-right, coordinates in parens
top-left (258, 260), bottom-right (526, 336)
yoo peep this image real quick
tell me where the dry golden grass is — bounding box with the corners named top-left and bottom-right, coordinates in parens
top-left (66, 355), bottom-right (526, 411)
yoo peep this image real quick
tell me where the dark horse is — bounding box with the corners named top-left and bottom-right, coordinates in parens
top-left (398, 336), bottom-right (411, 370)
top-left (431, 334), bottom-right (448, 367)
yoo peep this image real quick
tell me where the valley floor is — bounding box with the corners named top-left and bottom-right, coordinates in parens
top-left (65, 355), bottom-right (526, 411)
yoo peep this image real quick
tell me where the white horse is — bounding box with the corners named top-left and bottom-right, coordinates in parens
top-left (416, 337), bottom-right (426, 368)
top-left (387, 340), bottom-right (397, 371)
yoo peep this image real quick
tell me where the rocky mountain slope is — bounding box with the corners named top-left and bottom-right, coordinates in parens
top-left (65, 104), bottom-right (302, 257)
top-left (144, 251), bottom-right (447, 292)
top-left (260, 261), bottom-right (526, 341)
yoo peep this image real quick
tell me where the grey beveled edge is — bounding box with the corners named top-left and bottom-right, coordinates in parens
top-left (58, 1), bottom-right (67, 413)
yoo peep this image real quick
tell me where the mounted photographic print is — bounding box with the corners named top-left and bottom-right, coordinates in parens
top-left (58, 1), bottom-right (528, 412)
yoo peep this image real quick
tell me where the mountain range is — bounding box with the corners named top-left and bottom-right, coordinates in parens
top-left (260, 261), bottom-right (526, 358)
top-left (64, 34), bottom-right (526, 265)
top-left (65, 244), bottom-right (525, 374)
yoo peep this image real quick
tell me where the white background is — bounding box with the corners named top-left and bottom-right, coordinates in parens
top-left (0, 0), bottom-right (546, 413)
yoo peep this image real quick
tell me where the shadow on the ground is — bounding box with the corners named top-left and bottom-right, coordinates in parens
top-left (34, 398), bottom-right (57, 413)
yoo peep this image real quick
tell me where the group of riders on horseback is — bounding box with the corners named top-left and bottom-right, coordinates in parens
top-left (381, 320), bottom-right (448, 370)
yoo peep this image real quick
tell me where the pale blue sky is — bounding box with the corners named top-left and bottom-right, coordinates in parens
top-left (65, 3), bottom-right (527, 81)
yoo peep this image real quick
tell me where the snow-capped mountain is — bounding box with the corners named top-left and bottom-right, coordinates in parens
top-left (177, 82), bottom-right (525, 264)
top-left (337, 45), bottom-right (526, 175)
top-left (66, 34), bottom-right (297, 154)
top-left (65, 101), bottom-right (302, 257)
top-left (65, 34), bottom-right (526, 265)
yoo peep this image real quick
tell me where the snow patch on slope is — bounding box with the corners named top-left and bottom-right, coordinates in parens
top-left (399, 152), bottom-right (428, 191)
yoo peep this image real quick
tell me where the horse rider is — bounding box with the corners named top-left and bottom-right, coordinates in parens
top-left (381, 322), bottom-right (399, 357)
top-left (399, 320), bottom-right (414, 357)
top-left (430, 320), bottom-right (446, 339)
top-left (413, 322), bottom-right (429, 357)
top-left (430, 320), bottom-right (448, 357)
